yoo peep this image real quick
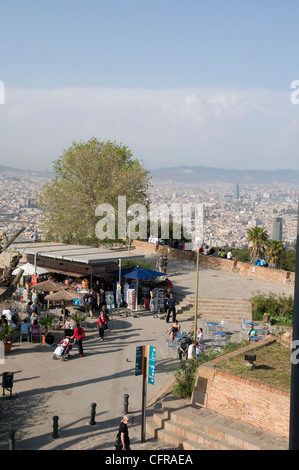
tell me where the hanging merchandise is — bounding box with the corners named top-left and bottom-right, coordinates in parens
top-left (127, 288), bottom-right (136, 311)
top-left (124, 283), bottom-right (130, 304)
top-left (105, 291), bottom-right (116, 312)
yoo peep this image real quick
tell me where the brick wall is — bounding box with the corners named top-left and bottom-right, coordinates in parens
top-left (132, 240), bottom-right (295, 287)
top-left (191, 338), bottom-right (290, 438)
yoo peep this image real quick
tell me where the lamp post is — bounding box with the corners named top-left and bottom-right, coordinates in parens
top-left (289, 198), bottom-right (299, 449)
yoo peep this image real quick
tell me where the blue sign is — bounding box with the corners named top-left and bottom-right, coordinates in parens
top-left (147, 346), bottom-right (156, 385)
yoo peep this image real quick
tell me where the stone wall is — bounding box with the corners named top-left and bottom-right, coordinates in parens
top-left (191, 338), bottom-right (290, 438)
top-left (132, 240), bottom-right (295, 287)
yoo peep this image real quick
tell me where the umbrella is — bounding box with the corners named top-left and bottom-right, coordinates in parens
top-left (123, 266), bottom-right (165, 310)
top-left (31, 279), bottom-right (68, 311)
top-left (44, 290), bottom-right (85, 302)
top-left (12, 262), bottom-right (49, 276)
top-left (44, 289), bottom-right (85, 324)
top-left (30, 280), bottom-right (68, 292)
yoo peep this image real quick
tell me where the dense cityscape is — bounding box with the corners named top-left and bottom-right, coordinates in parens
top-left (0, 168), bottom-right (298, 249)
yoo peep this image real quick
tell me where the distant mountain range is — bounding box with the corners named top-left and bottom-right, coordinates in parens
top-left (150, 165), bottom-right (299, 184)
top-left (0, 164), bottom-right (53, 178)
top-left (0, 163), bottom-right (298, 185)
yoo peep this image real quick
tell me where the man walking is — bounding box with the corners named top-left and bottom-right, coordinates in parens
top-left (166, 293), bottom-right (176, 323)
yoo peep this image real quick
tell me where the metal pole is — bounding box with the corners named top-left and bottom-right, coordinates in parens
top-left (289, 198), bottom-right (299, 449)
top-left (194, 248), bottom-right (200, 341)
top-left (141, 355), bottom-right (147, 443)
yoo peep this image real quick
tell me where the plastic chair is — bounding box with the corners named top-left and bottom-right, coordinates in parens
top-left (31, 325), bottom-right (41, 343)
top-left (219, 320), bottom-right (228, 331)
top-left (166, 338), bottom-right (179, 357)
top-left (20, 330), bottom-right (30, 343)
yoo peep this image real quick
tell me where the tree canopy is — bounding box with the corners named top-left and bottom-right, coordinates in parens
top-left (39, 139), bottom-right (150, 245)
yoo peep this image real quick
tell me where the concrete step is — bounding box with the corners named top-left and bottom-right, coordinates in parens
top-left (163, 418), bottom-right (240, 450)
top-left (158, 400), bottom-right (288, 451)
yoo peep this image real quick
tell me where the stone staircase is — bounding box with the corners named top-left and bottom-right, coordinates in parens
top-left (146, 397), bottom-right (288, 451)
top-left (175, 295), bottom-right (252, 323)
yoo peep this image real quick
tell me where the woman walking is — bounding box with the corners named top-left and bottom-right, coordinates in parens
top-left (72, 322), bottom-right (86, 357)
top-left (97, 310), bottom-right (108, 341)
top-left (115, 415), bottom-right (131, 450)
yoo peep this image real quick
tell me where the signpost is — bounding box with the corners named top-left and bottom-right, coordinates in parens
top-left (135, 345), bottom-right (156, 442)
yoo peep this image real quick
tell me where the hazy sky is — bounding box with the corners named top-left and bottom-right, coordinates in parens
top-left (1, 0), bottom-right (299, 172)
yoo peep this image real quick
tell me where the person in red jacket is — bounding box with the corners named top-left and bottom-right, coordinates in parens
top-left (97, 310), bottom-right (108, 341)
top-left (72, 322), bottom-right (86, 357)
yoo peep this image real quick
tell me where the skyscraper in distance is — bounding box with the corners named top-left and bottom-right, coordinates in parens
top-left (234, 183), bottom-right (240, 199)
top-left (271, 217), bottom-right (283, 241)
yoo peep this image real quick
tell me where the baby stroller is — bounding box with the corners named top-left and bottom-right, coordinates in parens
top-left (53, 336), bottom-right (73, 361)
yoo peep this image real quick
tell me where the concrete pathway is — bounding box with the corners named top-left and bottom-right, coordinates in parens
top-left (0, 251), bottom-right (293, 451)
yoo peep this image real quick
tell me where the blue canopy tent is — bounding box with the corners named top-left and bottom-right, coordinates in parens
top-left (110, 265), bottom-right (165, 310)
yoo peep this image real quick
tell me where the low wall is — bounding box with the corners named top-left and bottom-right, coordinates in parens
top-left (191, 338), bottom-right (290, 438)
top-left (132, 240), bottom-right (295, 287)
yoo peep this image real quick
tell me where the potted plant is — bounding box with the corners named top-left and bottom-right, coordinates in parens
top-left (0, 323), bottom-right (18, 354)
top-left (39, 315), bottom-right (56, 345)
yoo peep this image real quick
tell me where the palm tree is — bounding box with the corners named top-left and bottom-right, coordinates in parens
top-left (266, 240), bottom-right (285, 269)
top-left (247, 227), bottom-right (269, 263)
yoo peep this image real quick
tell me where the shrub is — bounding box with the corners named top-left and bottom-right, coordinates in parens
top-left (172, 358), bottom-right (200, 398)
top-left (251, 290), bottom-right (294, 325)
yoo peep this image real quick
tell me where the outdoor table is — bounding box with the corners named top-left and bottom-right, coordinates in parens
top-left (213, 331), bottom-right (227, 337)
top-left (175, 332), bottom-right (187, 341)
top-left (249, 335), bottom-right (263, 342)
top-left (244, 320), bottom-right (259, 326)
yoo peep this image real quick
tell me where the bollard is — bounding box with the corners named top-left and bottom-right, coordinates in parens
top-left (8, 430), bottom-right (15, 450)
top-left (89, 403), bottom-right (97, 425)
top-left (123, 394), bottom-right (129, 414)
top-left (52, 416), bottom-right (59, 438)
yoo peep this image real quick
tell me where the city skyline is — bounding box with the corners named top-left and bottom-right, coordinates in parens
top-left (0, 2), bottom-right (299, 172)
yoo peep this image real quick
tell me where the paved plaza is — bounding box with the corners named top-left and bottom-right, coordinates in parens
top-left (0, 254), bottom-right (295, 450)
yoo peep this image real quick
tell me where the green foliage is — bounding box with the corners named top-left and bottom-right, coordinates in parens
top-left (0, 323), bottom-right (18, 342)
top-left (231, 247), bottom-right (250, 263)
top-left (71, 311), bottom-right (88, 325)
top-left (172, 341), bottom-right (244, 398)
top-left (39, 315), bottom-right (56, 334)
top-left (122, 259), bottom-right (155, 270)
top-left (266, 240), bottom-right (285, 268)
top-left (247, 227), bottom-right (269, 263)
top-left (251, 290), bottom-right (294, 325)
top-left (172, 358), bottom-right (200, 398)
top-left (39, 138), bottom-right (150, 246)
top-left (280, 247), bottom-right (296, 272)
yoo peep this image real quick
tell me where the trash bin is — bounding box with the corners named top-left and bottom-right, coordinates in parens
top-left (2, 372), bottom-right (14, 397)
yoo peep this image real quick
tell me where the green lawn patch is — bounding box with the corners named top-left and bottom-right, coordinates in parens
top-left (216, 341), bottom-right (291, 391)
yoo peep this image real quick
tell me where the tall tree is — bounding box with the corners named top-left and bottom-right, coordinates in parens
top-left (39, 139), bottom-right (150, 245)
top-left (247, 226), bottom-right (269, 263)
top-left (266, 240), bottom-right (285, 269)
